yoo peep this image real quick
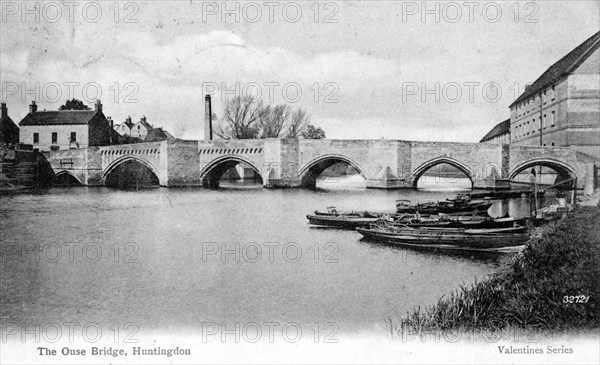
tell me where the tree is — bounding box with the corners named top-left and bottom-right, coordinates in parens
top-left (215, 96), bottom-right (322, 139)
top-left (59, 99), bottom-right (91, 110)
top-left (301, 124), bottom-right (326, 139)
top-left (259, 104), bottom-right (291, 138)
top-left (214, 95), bottom-right (264, 139)
top-left (285, 108), bottom-right (311, 138)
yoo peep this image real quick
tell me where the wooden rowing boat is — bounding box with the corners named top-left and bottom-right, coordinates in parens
top-left (356, 224), bottom-right (529, 249)
top-left (306, 214), bottom-right (385, 228)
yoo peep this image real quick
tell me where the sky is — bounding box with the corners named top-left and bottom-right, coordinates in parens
top-left (1, 0), bottom-right (599, 141)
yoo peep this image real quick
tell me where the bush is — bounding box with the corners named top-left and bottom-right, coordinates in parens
top-left (392, 207), bottom-right (600, 335)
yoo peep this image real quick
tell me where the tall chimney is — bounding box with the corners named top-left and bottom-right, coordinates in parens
top-left (29, 101), bottom-right (37, 113)
top-left (95, 100), bottom-right (102, 113)
top-left (204, 94), bottom-right (213, 140)
top-left (1, 102), bottom-right (6, 118)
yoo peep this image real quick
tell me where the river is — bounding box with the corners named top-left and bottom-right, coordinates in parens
top-left (1, 176), bottom-right (518, 339)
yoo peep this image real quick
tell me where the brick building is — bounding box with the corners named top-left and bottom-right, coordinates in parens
top-left (19, 100), bottom-right (118, 151)
top-left (509, 31), bottom-right (600, 157)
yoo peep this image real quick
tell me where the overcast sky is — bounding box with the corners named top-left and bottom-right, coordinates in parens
top-left (1, 1), bottom-right (598, 141)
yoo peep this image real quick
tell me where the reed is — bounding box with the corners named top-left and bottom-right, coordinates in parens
top-left (389, 206), bottom-right (600, 337)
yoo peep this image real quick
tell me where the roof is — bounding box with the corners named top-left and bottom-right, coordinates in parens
top-left (1, 115), bottom-right (19, 133)
top-left (122, 120), bottom-right (134, 129)
top-left (480, 119), bottom-right (511, 142)
top-left (163, 130), bottom-right (175, 139)
top-left (136, 120), bottom-right (153, 130)
top-left (511, 31), bottom-right (600, 107)
top-left (19, 110), bottom-right (100, 126)
top-left (143, 128), bottom-right (168, 142)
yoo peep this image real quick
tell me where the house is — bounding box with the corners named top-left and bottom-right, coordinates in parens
top-left (0, 103), bottom-right (19, 146)
top-left (115, 116), bottom-right (135, 136)
top-left (480, 119), bottom-right (510, 144)
top-left (508, 31), bottom-right (600, 157)
top-left (19, 100), bottom-right (118, 151)
top-left (132, 116), bottom-right (154, 141)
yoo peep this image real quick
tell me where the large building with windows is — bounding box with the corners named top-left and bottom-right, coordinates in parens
top-left (480, 31), bottom-right (600, 158)
top-left (480, 118), bottom-right (510, 144)
top-left (19, 100), bottom-right (117, 151)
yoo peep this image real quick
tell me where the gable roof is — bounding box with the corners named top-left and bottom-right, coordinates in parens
top-left (136, 120), bottom-right (153, 130)
top-left (1, 115), bottom-right (19, 133)
top-left (480, 119), bottom-right (510, 142)
top-left (122, 120), bottom-right (134, 129)
top-left (19, 110), bottom-right (101, 126)
top-left (510, 31), bottom-right (600, 107)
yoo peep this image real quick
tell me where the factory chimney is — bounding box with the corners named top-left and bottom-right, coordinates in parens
top-left (204, 94), bottom-right (213, 140)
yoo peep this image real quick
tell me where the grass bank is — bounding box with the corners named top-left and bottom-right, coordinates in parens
top-left (390, 206), bottom-right (600, 336)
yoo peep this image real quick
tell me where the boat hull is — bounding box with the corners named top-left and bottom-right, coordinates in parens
top-left (307, 215), bottom-right (382, 228)
top-left (356, 227), bottom-right (529, 249)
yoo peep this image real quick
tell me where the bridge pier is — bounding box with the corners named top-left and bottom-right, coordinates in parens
top-left (366, 166), bottom-right (406, 189)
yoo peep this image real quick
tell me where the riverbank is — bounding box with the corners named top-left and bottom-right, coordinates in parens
top-left (390, 206), bottom-right (600, 337)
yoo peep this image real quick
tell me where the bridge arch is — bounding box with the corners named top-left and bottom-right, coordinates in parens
top-left (54, 171), bottom-right (84, 186)
top-left (200, 155), bottom-right (263, 188)
top-left (509, 158), bottom-right (577, 188)
top-left (298, 154), bottom-right (367, 189)
top-left (102, 155), bottom-right (164, 187)
top-left (411, 156), bottom-right (474, 188)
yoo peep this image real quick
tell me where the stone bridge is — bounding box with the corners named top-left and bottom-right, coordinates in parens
top-left (47, 138), bottom-right (598, 190)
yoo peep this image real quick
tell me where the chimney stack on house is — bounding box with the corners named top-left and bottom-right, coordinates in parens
top-left (126, 116), bottom-right (132, 123)
top-left (1, 102), bottom-right (6, 118)
top-left (29, 101), bottom-right (37, 114)
top-left (141, 116), bottom-right (147, 123)
top-left (95, 100), bottom-right (102, 113)
top-left (204, 94), bottom-right (212, 140)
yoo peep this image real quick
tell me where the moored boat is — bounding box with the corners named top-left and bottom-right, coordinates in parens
top-left (306, 214), bottom-right (387, 228)
top-left (356, 224), bottom-right (528, 249)
top-left (394, 213), bottom-right (527, 229)
top-left (395, 197), bottom-right (494, 215)
top-left (313, 206), bottom-right (386, 217)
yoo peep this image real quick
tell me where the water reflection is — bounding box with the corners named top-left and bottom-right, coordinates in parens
top-left (0, 180), bottom-right (520, 335)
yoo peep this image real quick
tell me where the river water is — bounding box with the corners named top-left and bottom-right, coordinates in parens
top-left (1, 176), bottom-right (520, 339)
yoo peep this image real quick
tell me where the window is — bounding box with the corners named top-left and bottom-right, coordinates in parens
top-left (551, 85), bottom-right (555, 101)
top-left (543, 90), bottom-right (547, 105)
top-left (33, 133), bottom-right (39, 143)
top-left (543, 114), bottom-right (547, 129)
top-left (538, 118), bottom-right (541, 131)
top-left (51, 132), bottom-right (58, 143)
top-left (550, 111), bottom-right (555, 127)
top-left (70, 132), bottom-right (77, 142)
